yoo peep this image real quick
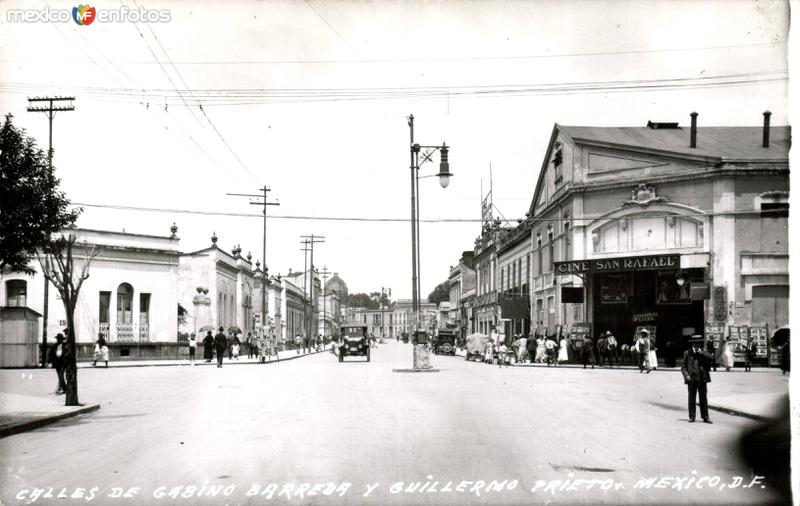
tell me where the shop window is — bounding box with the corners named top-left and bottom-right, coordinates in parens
top-left (6, 280), bottom-right (27, 307)
top-left (547, 230), bottom-right (554, 272)
top-left (536, 235), bottom-right (542, 275)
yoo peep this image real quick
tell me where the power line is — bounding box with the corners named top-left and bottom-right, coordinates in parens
top-left (70, 201), bottom-right (788, 223)
top-left (303, 0), bottom-right (357, 54)
top-left (1, 71), bottom-right (786, 107)
top-left (1, 42), bottom-right (782, 66)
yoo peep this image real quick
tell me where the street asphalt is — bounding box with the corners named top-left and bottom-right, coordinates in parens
top-left (0, 340), bottom-right (791, 506)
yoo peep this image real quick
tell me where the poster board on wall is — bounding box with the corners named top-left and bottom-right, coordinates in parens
top-left (729, 326), bottom-right (748, 362)
top-left (705, 325), bottom-right (724, 349)
top-left (569, 322), bottom-right (591, 349)
top-left (748, 326), bottom-right (768, 358)
top-left (634, 325), bottom-right (657, 343)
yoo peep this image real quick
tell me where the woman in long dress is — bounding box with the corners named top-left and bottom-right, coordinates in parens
top-left (720, 337), bottom-right (735, 371)
top-left (558, 337), bottom-right (569, 364)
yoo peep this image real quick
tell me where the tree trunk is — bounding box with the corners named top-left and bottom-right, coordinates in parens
top-left (64, 310), bottom-right (79, 406)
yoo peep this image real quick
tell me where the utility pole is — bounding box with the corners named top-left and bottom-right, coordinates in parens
top-left (227, 187), bottom-right (279, 335)
top-left (319, 266), bottom-right (331, 336)
top-left (300, 240), bottom-right (311, 338)
top-left (27, 96), bottom-right (75, 367)
top-left (301, 235), bottom-right (325, 339)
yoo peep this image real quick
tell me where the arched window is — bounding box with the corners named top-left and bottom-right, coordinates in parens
top-left (117, 283), bottom-right (133, 323)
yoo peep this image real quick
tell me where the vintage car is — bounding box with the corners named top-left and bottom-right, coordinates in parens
top-left (339, 325), bottom-right (370, 362)
top-left (433, 329), bottom-right (458, 355)
top-left (464, 332), bottom-right (491, 361)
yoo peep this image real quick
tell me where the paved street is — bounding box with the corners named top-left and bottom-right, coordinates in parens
top-left (0, 341), bottom-right (790, 505)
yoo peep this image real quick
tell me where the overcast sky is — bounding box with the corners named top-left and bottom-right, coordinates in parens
top-left (0, 0), bottom-right (792, 299)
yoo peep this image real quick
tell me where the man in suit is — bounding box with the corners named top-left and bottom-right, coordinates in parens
top-left (214, 327), bottom-right (228, 368)
top-left (681, 335), bottom-right (714, 424)
top-left (48, 333), bottom-right (67, 394)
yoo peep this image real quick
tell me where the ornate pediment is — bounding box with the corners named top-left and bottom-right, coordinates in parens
top-left (622, 184), bottom-right (669, 208)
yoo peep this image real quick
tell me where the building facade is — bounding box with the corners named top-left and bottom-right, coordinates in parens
top-left (530, 114), bottom-right (789, 352)
top-left (1, 226), bottom-right (181, 358)
top-left (178, 233), bottom-right (256, 337)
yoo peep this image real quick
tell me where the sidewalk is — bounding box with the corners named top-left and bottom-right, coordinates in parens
top-left (1, 346), bottom-right (331, 438)
top-left (452, 347), bottom-right (788, 420)
top-left (0, 393), bottom-right (99, 438)
top-left (77, 344), bottom-right (333, 368)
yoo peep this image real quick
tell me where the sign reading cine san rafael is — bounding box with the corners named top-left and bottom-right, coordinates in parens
top-left (554, 254), bottom-right (680, 274)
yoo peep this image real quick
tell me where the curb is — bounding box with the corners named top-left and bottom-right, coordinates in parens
top-left (74, 348), bottom-right (333, 369)
top-left (0, 403), bottom-right (100, 439)
top-left (707, 404), bottom-right (769, 422)
top-left (392, 368), bottom-right (440, 373)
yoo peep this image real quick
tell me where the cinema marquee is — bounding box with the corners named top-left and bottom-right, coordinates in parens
top-left (554, 254), bottom-right (680, 274)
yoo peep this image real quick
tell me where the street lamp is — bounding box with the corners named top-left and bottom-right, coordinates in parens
top-left (407, 114), bottom-right (452, 367)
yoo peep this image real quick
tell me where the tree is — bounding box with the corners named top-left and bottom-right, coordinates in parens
top-left (369, 291), bottom-right (392, 308)
top-left (428, 281), bottom-right (449, 305)
top-left (38, 234), bottom-right (100, 406)
top-left (348, 293), bottom-right (379, 309)
top-left (0, 114), bottom-right (80, 273)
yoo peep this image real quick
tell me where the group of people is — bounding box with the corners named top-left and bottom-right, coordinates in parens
top-left (193, 328), bottom-right (279, 367)
top-left (510, 334), bottom-right (569, 367)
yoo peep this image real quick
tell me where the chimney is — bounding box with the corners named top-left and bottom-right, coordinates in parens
top-left (763, 110), bottom-right (771, 148)
top-left (690, 112), bottom-right (698, 148)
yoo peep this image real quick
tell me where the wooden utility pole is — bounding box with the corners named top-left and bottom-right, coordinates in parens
top-left (27, 96), bottom-right (75, 367)
top-left (300, 235), bottom-right (325, 338)
top-left (227, 187), bottom-right (279, 334)
top-left (319, 266), bottom-right (331, 336)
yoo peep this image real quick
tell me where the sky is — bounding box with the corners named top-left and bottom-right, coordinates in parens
top-left (0, 0), bottom-right (793, 299)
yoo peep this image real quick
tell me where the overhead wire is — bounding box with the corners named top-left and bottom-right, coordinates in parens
top-left (70, 201), bottom-right (789, 223)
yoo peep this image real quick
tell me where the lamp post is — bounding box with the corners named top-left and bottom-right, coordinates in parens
top-left (407, 114), bottom-right (452, 367)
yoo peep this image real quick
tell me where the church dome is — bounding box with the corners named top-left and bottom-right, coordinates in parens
top-left (325, 272), bottom-right (348, 300)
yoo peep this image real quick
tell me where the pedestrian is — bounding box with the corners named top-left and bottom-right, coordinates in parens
top-left (605, 330), bottom-right (620, 367)
top-left (636, 329), bottom-right (652, 373)
top-left (648, 338), bottom-right (659, 371)
top-left (294, 333), bottom-right (302, 354)
top-left (232, 338), bottom-right (240, 360)
top-left (202, 331), bottom-right (214, 362)
top-left (558, 335), bottom-right (569, 364)
top-left (227, 332), bottom-right (234, 359)
top-left (92, 333), bottom-right (110, 367)
top-left (681, 335), bottom-right (714, 423)
top-left (188, 333), bottom-right (197, 365)
top-left (581, 334), bottom-right (595, 369)
top-left (214, 327), bottom-right (227, 368)
top-left (246, 332), bottom-right (253, 359)
top-left (545, 337), bottom-right (557, 366)
top-left (304, 334), bottom-right (310, 354)
top-left (720, 337), bottom-right (735, 371)
top-left (780, 340), bottom-right (790, 375)
top-left (535, 335), bottom-right (546, 364)
top-left (706, 339), bottom-right (717, 372)
top-left (48, 333), bottom-right (67, 395)
top-left (744, 338), bottom-right (757, 372)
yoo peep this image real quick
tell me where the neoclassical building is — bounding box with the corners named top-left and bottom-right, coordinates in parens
top-left (529, 113), bottom-right (789, 351)
top-left (1, 226), bottom-right (181, 360)
top-left (178, 233), bottom-right (255, 336)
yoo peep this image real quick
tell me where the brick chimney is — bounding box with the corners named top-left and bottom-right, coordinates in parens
top-left (690, 112), bottom-right (698, 148)
top-left (763, 111), bottom-right (771, 148)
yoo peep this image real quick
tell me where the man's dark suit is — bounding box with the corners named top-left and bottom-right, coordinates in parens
top-left (214, 332), bottom-right (228, 367)
top-left (681, 346), bottom-right (713, 422)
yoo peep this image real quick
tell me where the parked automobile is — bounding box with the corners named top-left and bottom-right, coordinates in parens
top-left (339, 325), bottom-right (370, 362)
top-left (433, 329), bottom-right (458, 355)
top-left (465, 332), bottom-right (491, 361)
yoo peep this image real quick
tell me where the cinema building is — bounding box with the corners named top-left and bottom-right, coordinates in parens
top-left (530, 113), bottom-right (789, 349)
